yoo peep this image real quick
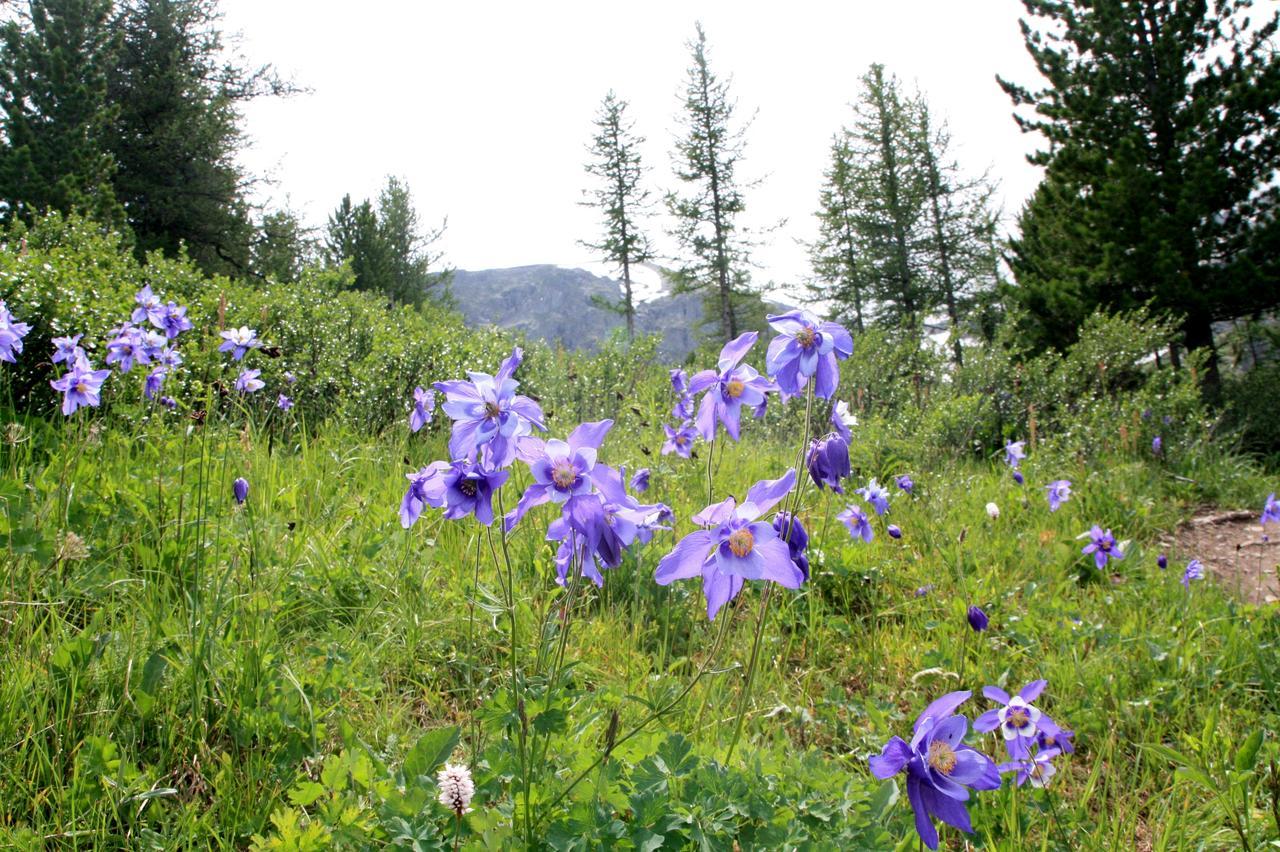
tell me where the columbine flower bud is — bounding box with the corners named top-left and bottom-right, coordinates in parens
top-left (887, 524), bottom-right (902, 539)
top-left (967, 605), bottom-right (989, 632)
top-left (1156, 553), bottom-right (1168, 570)
top-left (437, 763), bottom-right (475, 816)
top-left (233, 477), bottom-right (249, 505)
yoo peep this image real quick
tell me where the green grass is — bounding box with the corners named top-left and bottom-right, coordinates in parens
top-left (1, 396), bottom-right (1278, 850)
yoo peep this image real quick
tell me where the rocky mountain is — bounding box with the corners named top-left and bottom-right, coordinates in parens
top-left (449, 263), bottom-right (708, 359)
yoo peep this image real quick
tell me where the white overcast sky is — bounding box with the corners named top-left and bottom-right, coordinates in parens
top-left (222, 0), bottom-right (1048, 295)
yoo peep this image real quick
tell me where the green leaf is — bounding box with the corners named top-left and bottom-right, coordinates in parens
top-left (1139, 742), bottom-right (1193, 770)
top-left (288, 781), bottom-right (327, 807)
top-left (1174, 765), bottom-right (1216, 792)
top-left (631, 829), bottom-right (666, 852)
top-left (1235, 730), bottom-right (1264, 772)
top-left (532, 708), bottom-right (568, 737)
top-left (868, 779), bottom-right (899, 820)
top-left (403, 725), bottom-right (460, 780)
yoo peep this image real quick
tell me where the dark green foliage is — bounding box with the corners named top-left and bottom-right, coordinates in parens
top-left (807, 135), bottom-right (868, 332)
top-left (324, 177), bottom-right (448, 307)
top-left (667, 23), bottom-right (757, 342)
top-left (1000, 0), bottom-right (1280, 388)
top-left (104, 0), bottom-right (285, 276)
top-left (251, 208), bottom-right (313, 284)
top-left (580, 91), bottom-right (652, 340)
top-left (0, 0), bottom-right (124, 227)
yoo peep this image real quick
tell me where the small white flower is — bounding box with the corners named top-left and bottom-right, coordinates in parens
top-left (986, 502), bottom-right (1000, 520)
top-left (834, 400), bottom-right (858, 429)
top-left (437, 762), bottom-right (474, 816)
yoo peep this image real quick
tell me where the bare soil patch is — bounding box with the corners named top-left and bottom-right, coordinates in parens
top-left (1163, 509), bottom-right (1279, 605)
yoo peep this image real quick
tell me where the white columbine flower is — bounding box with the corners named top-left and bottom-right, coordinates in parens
top-left (437, 762), bottom-right (475, 816)
top-left (834, 400), bottom-right (858, 429)
top-left (986, 502), bottom-right (1000, 520)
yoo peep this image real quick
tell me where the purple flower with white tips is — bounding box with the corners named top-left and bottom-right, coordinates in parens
top-left (409, 386), bottom-right (434, 432)
top-left (106, 324), bottom-right (151, 373)
top-left (869, 690), bottom-right (1001, 850)
top-left (838, 503), bottom-right (873, 543)
top-left (400, 461), bottom-right (451, 529)
top-left (896, 474), bottom-right (914, 494)
top-left (144, 368), bottom-right (166, 400)
top-left (435, 347), bottom-right (545, 468)
top-left (1152, 436), bottom-right (1162, 455)
top-left (999, 748), bottom-right (1061, 788)
top-left (277, 394), bottom-right (293, 411)
top-left (670, 368), bottom-right (688, 395)
top-left (235, 369), bottom-right (264, 393)
top-left (1182, 558), bottom-right (1204, 587)
top-left (888, 524), bottom-right (902, 539)
top-left (219, 326), bottom-right (261, 361)
top-left (0, 301), bottom-right (31, 363)
top-left (654, 469), bottom-right (802, 620)
top-left (630, 468), bottom-right (650, 493)
top-left (974, 680), bottom-right (1051, 760)
top-left (1045, 479), bottom-right (1072, 512)
top-left (50, 358), bottom-right (111, 415)
top-left (807, 433), bottom-right (850, 493)
top-left (51, 334), bottom-right (84, 365)
top-left (1036, 721), bottom-right (1075, 755)
top-left (1004, 439), bottom-right (1026, 469)
top-left (855, 478), bottom-right (890, 516)
top-left (688, 332), bottom-right (776, 442)
top-left (662, 421), bottom-right (697, 458)
top-left (131, 286), bottom-right (163, 324)
top-left (154, 302), bottom-right (192, 339)
top-left (1081, 525), bottom-right (1124, 570)
top-left (764, 309), bottom-right (853, 399)
top-left (831, 399), bottom-right (857, 442)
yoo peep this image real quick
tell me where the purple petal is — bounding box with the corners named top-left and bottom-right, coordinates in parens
top-left (717, 331), bottom-right (758, 372)
top-left (744, 468), bottom-right (797, 517)
top-left (906, 775), bottom-right (939, 850)
top-left (913, 691), bottom-right (972, 733)
top-left (921, 783), bottom-right (972, 834)
top-left (687, 369), bottom-right (718, 395)
top-left (655, 530), bottom-right (715, 584)
top-left (568, 419), bottom-right (614, 452)
top-left (972, 709), bottom-right (1001, 733)
top-left (869, 736), bottom-right (911, 779)
top-left (1018, 680), bottom-right (1048, 702)
top-left (982, 685), bottom-right (1011, 705)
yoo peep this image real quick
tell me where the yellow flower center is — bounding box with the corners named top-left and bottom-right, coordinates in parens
top-left (1008, 708), bottom-right (1029, 728)
top-left (484, 401), bottom-right (501, 419)
top-left (726, 379), bottom-right (744, 399)
top-left (728, 528), bottom-right (754, 557)
top-left (927, 741), bottom-right (957, 774)
top-left (796, 327), bottom-right (816, 348)
top-left (551, 461), bottom-right (577, 490)
top-left (75, 381), bottom-right (88, 394)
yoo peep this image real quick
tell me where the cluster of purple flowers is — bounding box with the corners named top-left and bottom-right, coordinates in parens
top-left (872, 683), bottom-right (1073, 849)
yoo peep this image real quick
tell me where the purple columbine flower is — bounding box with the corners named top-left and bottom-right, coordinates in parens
top-left (50, 358), bottom-right (111, 415)
top-left (435, 347), bottom-right (545, 468)
top-left (1081, 525), bottom-right (1124, 570)
top-left (915, 584), bottom-right (935, 597)
top-left (662, 421), bottom-right (697, 458)
top-left (1012, 470), bottom-right (1025, 486)
top-left (442, 460), bottom-right (509, 526)
top-left (548, 462), bottom-right (666, 584)
top-left (807, 433), bottom-right (850, 493)
top-left (0, 301), bottom-right (32, 364)
top-left (154, 302), bottom-right (193, 339)
top-left (855, 478), bottom-right (890, 516)
top-left (131, 286), bottom-right (163, 324)
top-left (1000, 748), bottom-right (1061, 788)
top-left (688, 332), bottom-right (776, 442)
top-left (831, 400), bottom-right (857, 443)
top-left (1152, 436), bottom-right (1163, 455)
top-left (868, 690), bottom-right (1001, 850)
top-left (1045, 479), bottom-right (1072, 512)
top-left (409, 386), bottom-right (434, 432)
top-left (1181, 558), bottom-right (1204, 587)
top-left (764, 309), bottom-right (853, 399)
top-left (773, 511), bottom-right (809, 581)
top-left (277, 394), bottom-right (293, 411)
top-left (1004, 439), bottom-right (1026, 469)
top-left (106, 324), bottom-right (151, 373)
top-left (235, 369), bottom-right (264, 393)
top-left (51, 334), bottom-right (85, 365)
top-left (504, 420), bottom-right (612, 529)
top-left (670, 368), bottom-right (688, 395)
top-left (232, 477), bottom-right (249, 504)
top-left (888, 524), bottom-right (903, 539)
top-left (1157, 553), bottom-right (1168, 570)
top-left (284, 371), bottom-right (297, 384)
top-left (219, 326), bottom-right (261, 361)
top-left (144, 368), bottom-right (166, 400)
top-left (654, 469), bottom-right (802, 620)
top-left (1262, 493), bottom-right (1279, 527)
top-left (400, 461), bottom-right (451, 529)
top-left (974, 680), bottom-right (1053, 760)
top-left (967, 605), bottom-right (989, 632)
top-left (630, 467), bottom-right (650, 493)
top-left (896, 474), bottom-right (914, 494)
top-left (838, 503), bottom-right (873, 543)
top-left (1036, 721), bottom-right (1075, 755)
top-left (672, 394), bottom-right (694, 421)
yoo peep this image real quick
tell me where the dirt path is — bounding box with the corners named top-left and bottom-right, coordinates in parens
top-left (1161, 509), bottom-right (1279, 605)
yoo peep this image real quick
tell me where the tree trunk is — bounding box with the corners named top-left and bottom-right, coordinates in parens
top-left (1183, 313), bottom-right (1221, 397)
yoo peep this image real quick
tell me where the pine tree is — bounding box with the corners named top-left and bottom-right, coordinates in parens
top-left (0, 0), bottom-right (123, 227)
top-left (251, 208), bottom-right (313, 284)
top-left (667, 23), bottom-right (757, 342)
top-left (807, 135), bottom-right (868, 333)
top-left (914, 99), bottom-right (1000, 365)
top-left (106, 0), bottom-right (292, 275)
top-left (580, 90), bottom-right (652, 340)
top-left (999, 0), bottom-right (1280, 389)
top-left (844, 64), bottom-right (932, 334)
top-left (376, 176), bottom-right (449, 307)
